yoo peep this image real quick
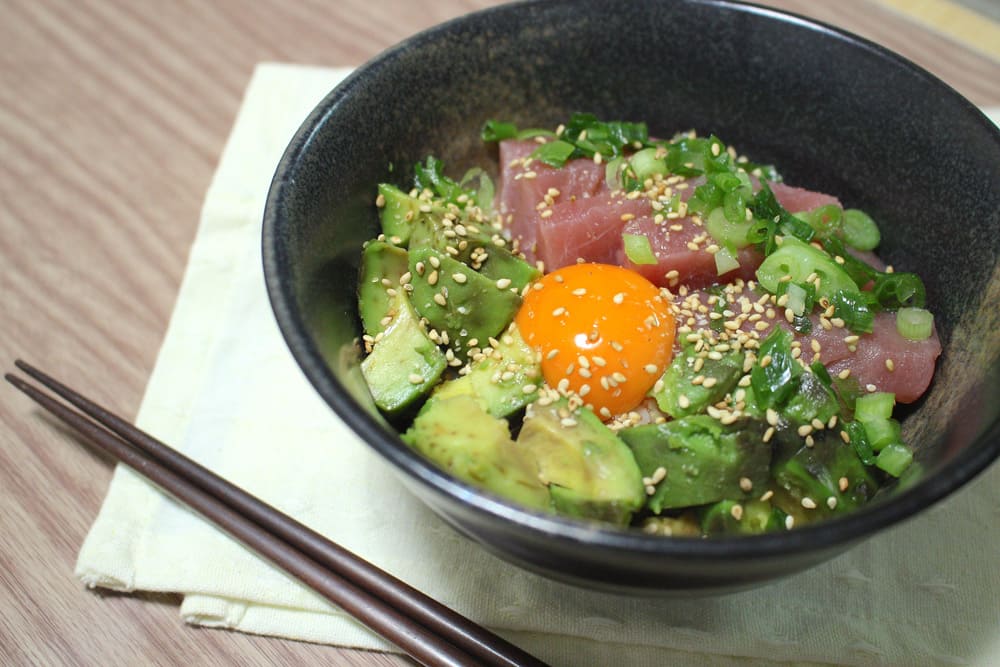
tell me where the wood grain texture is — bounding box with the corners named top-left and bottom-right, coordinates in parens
top-left (1, 1), bottom-right (997, 665)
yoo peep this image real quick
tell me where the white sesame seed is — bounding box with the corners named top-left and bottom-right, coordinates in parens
top-left (496, 278), bottom-right (512, 289)
top-left (408, 373), bottom-right (424, 384)
top-left (801, 497), bottom-right (817, 509)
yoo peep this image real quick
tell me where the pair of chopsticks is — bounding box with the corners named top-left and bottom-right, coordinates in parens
top-left (6, 360), bottom-right (548, 667)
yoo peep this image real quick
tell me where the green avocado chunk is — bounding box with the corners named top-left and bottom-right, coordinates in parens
top-left (770, 427), bottom-right (880, 515)
top-left (783, 369), bottom-right (840, 426)
top-left (402, 394), bottom-right (551, 511)
top-left (357, 240), bottom-right (410, 337)
top-left (377, 183), bottom-right (422, 245)
top-left (408, 247), bottom-right (522, 358)
top-left (619, 416), bottom-right (771, 513)
top-left (517, 398), bottom-right (645, 525)
top-left (651, 345), bottom-right (744, 418)
top-left (360, 289), bottom-right (446, 417)
top-left (428, 324), bottom-right (541, 418)
top-left (407, 214), bottom-right (541, 293)
top-left (699, 499), bottom-right (787, 536)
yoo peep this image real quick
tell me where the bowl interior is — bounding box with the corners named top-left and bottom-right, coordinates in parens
top-left (264, 0), bottom-right (1000, 590)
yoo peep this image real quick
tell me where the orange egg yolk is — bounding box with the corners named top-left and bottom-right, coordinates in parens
top-left (515, 263), bottom-right (676, 419)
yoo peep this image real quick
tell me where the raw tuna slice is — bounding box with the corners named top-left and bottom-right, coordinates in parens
top-left (816, 312), bottom-right (940, 404)
top-left (498, 139), bottom-right (607, 265)
top-left (497, 139), bottom-right (850, 290)
top-left (616, 215), bottom-right (763, 289)
top-left (679, 289), bottom-right (940, 403)
top-left (770, 182), bottom-right (841, 212)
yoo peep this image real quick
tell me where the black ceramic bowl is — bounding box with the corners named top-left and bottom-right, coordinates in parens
top-left (263, 0), bottom-right (1000, 593)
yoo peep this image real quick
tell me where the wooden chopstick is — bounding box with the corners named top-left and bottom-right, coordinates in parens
top-left (6, 360), bottom-right (548, 667)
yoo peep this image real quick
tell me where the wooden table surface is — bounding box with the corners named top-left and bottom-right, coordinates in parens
top-left (2, 1), bottom-right (998, 665)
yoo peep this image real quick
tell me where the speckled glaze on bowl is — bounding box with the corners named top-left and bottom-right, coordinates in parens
top-left (263, 0), bottom-right (1000, 593)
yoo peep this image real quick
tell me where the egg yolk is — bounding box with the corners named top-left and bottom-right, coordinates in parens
top-left (515, 263), bottom-right (676, 419)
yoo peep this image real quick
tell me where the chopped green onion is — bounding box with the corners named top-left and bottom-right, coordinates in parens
top-left (810, 361), bottom-right (833, 387)
top-left (844, 420), bottom-right (876, 466)
top-left (605, 156), bottom-right (626, 190)
top-left (875, 442), bottom-right (913, 477)
top-left (628, 147), bottom-right (666, 183)
top-left (481, 120), bottom-right (518, 142)
top-left (803, 204), bottom-right (843, 239)
top-left (749, 182), bottom-right (815, 254)
top-left (750, 328), bottom-right (801, 407)
top-left (872, 272), bottom-right (926, 310)
top-left (705, 207), bottom-right (755, 248)
top-left (756, 237), bottom-right (858, 300)
top-left (855, 392), bottom-right (895, 422)
top-left (623, 233), bottom-right (658, 265)
top-left (531, 140), bottom-right (576, 168)
top-left (459, 168), bottom-right (494, 215)
top-left (786, 282), bottom-right (808, 317)
top-left (714, 245), bottom-right (740, 275)
top-left (413, 156), bottom-right (474, 207)
top-left (896, 307), bottom-right (934, 341)
top-left (829, 289), bottom-right (875, 334)
top-left (862, 417), bottom-right (901, 451)
top-left (842, 209), bottom-right (881, 251)
top-left (515, 128), bottom-right (557, 141)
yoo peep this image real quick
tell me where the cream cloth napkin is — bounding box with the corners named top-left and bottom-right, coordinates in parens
top-left (76, 62), bottom-right (1000, 667)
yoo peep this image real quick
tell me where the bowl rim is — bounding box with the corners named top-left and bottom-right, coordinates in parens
top-left (263, 0), bottom-right (1000, 562)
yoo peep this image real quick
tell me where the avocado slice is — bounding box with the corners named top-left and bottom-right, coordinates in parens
top-left (407, 213), bottom-right (541, 294)
top-left (783, 369), bottom-right (840, 426)
top-left (402, 394), bottom-right (551, 511)
top-left (429, 324), bottom-right (542, 418)
top-left (377, 183), bottom-right (422, 245)
top-left (408, 247), bottom-right (521, 358)
top-left (619, 416), bottom-right (771, 513)
top-left (699, 499), bottom-right (787, 536)
top-left (651, 345), bottom-right (744, 418)
top-left (357, 240), bottom-right (410, 337)
top-left (517, 398), bottom-right (645, 525)
top-left (360, 289), bottom-right (446, 417)
top-left (770, 427), bottom-right (880, 516)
